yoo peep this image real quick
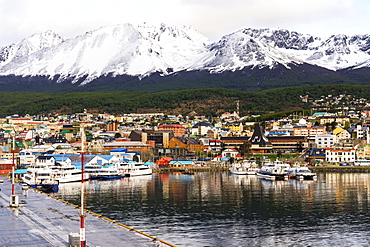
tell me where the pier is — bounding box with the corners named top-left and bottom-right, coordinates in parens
top-left (0, 178), bottom-right (177, 247)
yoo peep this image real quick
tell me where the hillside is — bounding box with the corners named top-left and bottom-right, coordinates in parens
top-left (1, 84), bottom-right (369, 117)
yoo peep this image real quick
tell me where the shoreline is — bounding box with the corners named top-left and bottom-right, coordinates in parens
top-left (153, 165), bottom-right (370, 173)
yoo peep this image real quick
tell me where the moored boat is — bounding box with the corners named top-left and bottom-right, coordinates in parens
top-left (229, 160), bottom-right (259, 175)
top-left (22, 165), bottom-right (59, 191)
top-left (256, 160), bottom-right (289, 180)
top-left (118, 161), bottom-right (153, 177)
top-left (89, 164), bottom-right (124, 180)
top-left (286, 165), bottom-right (317, 180)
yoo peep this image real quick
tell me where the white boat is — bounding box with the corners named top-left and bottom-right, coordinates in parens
top-left (286, 165), bottom-right (317, 180)
top-left (50, 164), bottom-right (86, 183)
top-left (89, 164), bottom-right (124, 180)
top-left (117, 161), bottom-right (153, 177)
top-left (256, 160), bottom-right (290, 180)
top-left (22, 164), bottom-right (59, 191)
top-left (229, 160), bottom-right (259, 175)
top-left (354, 159), bottom-right (370, 166)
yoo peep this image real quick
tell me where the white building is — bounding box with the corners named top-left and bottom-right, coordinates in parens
top-left (313, 135), bottom-right (336, 148)
top-left (325, 147), bottom-right (356, 163)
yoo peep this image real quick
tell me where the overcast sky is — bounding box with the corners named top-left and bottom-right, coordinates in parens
top-left (0, 0), bottom-right (369, 46)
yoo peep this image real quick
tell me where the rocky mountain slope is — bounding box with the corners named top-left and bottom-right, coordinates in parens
top-left (0, 23), bottom-right (370, 92)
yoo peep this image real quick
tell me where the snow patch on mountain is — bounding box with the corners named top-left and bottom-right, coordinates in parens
top-left (1, 24), bottom-right (370, 85)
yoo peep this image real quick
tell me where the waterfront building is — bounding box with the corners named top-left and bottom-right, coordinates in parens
top-left (325, 147), bottom-right (356, 163)
top-left (248, 123), bottom-right (273, 153)
top-left (220, 136), bottom-right (250, 150)
top-left (268, 136), bottom-right (308, 152)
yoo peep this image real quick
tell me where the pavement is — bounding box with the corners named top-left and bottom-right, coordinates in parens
top-left (0, 177), bottom-right (164, 247)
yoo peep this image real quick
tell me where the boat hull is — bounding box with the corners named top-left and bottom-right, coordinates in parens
top-left (256, 172), bottom-right (288, 180)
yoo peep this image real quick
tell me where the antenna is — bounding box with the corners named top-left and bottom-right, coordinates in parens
top-left (237, 100), bottom-right (240, 116)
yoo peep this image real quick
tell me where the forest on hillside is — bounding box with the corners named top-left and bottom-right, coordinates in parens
top-left (0, 84), bottom-right (369, 117)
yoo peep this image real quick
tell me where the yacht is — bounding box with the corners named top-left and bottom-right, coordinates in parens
top-left (256, 160), bottom-right (289, 180)
top-left (229, 160), bottom-right (259, 175)
top-left (89, 164), bottom-right (124, 180)
top-left (117, 161), bottom-right (153, 177)
top-left (286, 165), bottom-right (317, 180)
top-left (22, 164), bottom-right (59, 191)
top-left (50, 164), bottom-right (86, 183)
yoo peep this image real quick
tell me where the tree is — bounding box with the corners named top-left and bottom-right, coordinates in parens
top-left (239, 141), bottom-right (251, 158)
top-left (277, 150), bottom-right (282, 159)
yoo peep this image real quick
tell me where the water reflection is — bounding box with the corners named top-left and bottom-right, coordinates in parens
top-left (56, 172), bottom-right (370, 247)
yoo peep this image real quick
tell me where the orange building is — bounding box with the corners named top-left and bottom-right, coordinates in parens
top-left (158, 124), bottom-right (185, 137)
top-left (169, 137), bottom-right (204, 152)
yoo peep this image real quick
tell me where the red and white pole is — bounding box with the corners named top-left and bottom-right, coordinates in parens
top-left (11, 133), bottom-right (15, 196)
top-left (80, 125), bottom-right (86, 247)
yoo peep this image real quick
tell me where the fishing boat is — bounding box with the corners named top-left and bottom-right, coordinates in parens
top-left (117, 161), bottom-right (153, 177)
top-left (256, 160), bottom-right (290, 180)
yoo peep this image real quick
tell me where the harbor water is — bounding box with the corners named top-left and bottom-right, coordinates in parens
top-left (56, 172), bottom-right (370, 247)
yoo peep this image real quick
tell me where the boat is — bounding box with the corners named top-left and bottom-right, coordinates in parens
top-left (286, 165), bottom-right (317, 180)
top-left (89, 164), bottom-right (124, 180)
top-left (229, 160), bottom-right (259, 175)
top-left (181, 168), bottom-right (195, 175)
top-left (354, 159), bottom-right (370, 166)
top-left (50, 164), bottom-right (86, 183)
top-left (256, 160), bottom-right (290, 180)
top-left (117, 161), bottom-right (153, 177)
top-left (22, 164), bottom-right (59, 191)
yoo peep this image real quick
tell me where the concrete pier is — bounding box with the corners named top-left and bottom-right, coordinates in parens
top-left (0, 178), bottom-right (173, 247)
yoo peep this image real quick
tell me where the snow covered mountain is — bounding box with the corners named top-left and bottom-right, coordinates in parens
top-left (1, 23), bottom-right (370, 87)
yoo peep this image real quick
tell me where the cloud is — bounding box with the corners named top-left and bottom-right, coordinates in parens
top-left (0, 0), bottom-right (368, 45)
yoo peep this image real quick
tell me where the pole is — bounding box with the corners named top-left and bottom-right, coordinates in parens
top-left (80, 125), bottom-right (86, 247)
top-left (11, 133), bottom-right (15, 196)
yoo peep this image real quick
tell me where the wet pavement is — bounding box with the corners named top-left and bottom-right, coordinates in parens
top-left (0, 178), bottom-right (161, 247)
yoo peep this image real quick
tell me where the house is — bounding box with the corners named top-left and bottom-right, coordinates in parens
top-left (169, 160), bottom-right (195, 167)
top-left (224, 122), bottom-right (243, 133)
top-left (191, 122), bottom-right (213, 137)
top-left (221, 148), bottom-right (240, 159)
top-left (333, 127), bottom-right (351, 141)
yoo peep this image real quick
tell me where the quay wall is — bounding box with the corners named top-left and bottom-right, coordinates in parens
top-left (154, 165), bottom-right (370, 173)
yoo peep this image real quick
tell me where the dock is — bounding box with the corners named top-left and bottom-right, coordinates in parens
top-left (0, 178), bottom-right (177, 247)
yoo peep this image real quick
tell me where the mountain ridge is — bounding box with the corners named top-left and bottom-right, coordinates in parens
top-left (0, 23), bottom-right (370, 92)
